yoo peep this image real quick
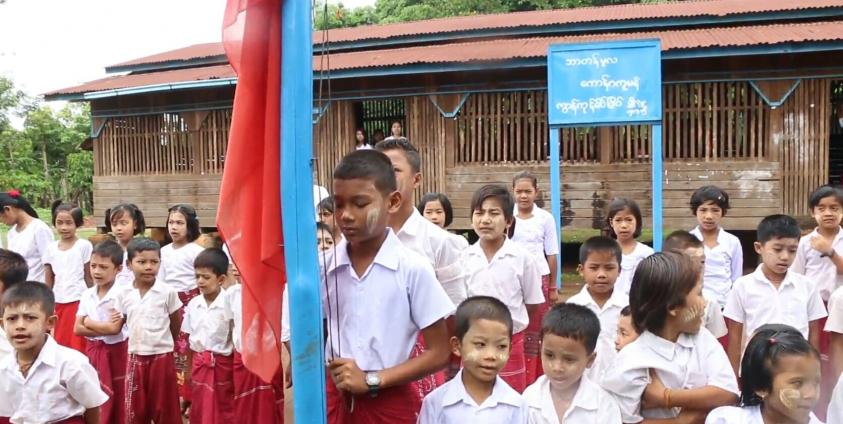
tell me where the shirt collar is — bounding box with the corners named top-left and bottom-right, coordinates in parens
top-left (395, 209), bottom-right (424, 238)
top-left (2, 335), bottom-right (59, 374)
top-left (640, 331), bottom-right (694, 360)
top-left (468, 238), bottom-right (518, 260)
top-left (328, 229), bottom-right (402, 273)
top-left (691, 225), bottom-right (726, 242)
top-left (525, 375), bottom-right (599, 419)
top-left (809, 227), bottom-right (843, 245)
top-left (751, 265), bottom-right (796, 289)
top-left (196, 288), bottom-right (227, 310)
top-left (442, 370), bottom-right (523, 408)
top-left (573, 286), bottom-right (628, 310)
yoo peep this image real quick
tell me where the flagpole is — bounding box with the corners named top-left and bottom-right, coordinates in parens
top-left (280, 0), bottom-right (327, 423)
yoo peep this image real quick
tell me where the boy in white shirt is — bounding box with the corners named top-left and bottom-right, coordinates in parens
top-left (74, 240), bottom-right (130, 424)
top-left (524, 303), bottom-right (621, 423)
top-left (324, 150), bottom-right (454, 423)
top-left (0, 249), bottom-right (27, 364)
top-left (0, 281), bottom-right (108, 424)
top-left (724, 215), bottom-right (827, 375)
top-left (462, 184), bottom-right (545, 392)
top-left (791, 185), bottom-right (843, 304)
top-left (565, 236), bottom-right (627, 381)
top-left (182, 248), bottom-right (233, 424)
top-left (829, 285), bottom-right (843, 389)
top-left (419, 296), bottom-right (529, 423)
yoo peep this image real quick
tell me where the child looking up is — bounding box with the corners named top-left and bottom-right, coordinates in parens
top-left (707, 324), bottom-right (823, 424)
top-left (615, 306), bottom-right (639, 352)
top-left (602, 251), bottom-right (739, 422)
top-left (524, 303), bottom-right (621, 423)
top-left (566, 235), bottom-right (627, 381)
top-left (324, 150), bottom-right (453, 423)
top-left (0, 281), bottom-right (108, 424)
top-left (44, 201), bottom-right (92, 352)
top-left (689, 185), bottom-right (744, 309)
top-left (0, 190), bottom-right (53, 283)
top-left (606, 197), bottom-right (654, 296)
top-left (418, 296), bottom-right (529, 423)
top-left (104, 203), bottom-right (146, 287)
top-left (74, 240), bottom-right (130, 424)
top-left (724, 215), bottom-right (827, 375)
top-left (0, 249), bottom-right (27, 363)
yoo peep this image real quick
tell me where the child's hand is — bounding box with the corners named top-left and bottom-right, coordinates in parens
top-left (109, 310), bottom-right (122, 324)
top-left (328, 358), bottom-right (367, 395)
top-left (810, 236), bottom-right (833, 256)
top-left (642, 369), bottom-right (667, 409)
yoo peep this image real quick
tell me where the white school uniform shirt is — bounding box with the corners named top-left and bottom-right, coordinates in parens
top-left (182, 289), bottom-right (233, 355)
top-left (117, 280), bottom-right (183, 355)
top-left (394, 209), bottom-right (469, 306)
top-left (511, 205), bottom-right (560, 277)
top-left (565, 286), bottom-right (628, 381)
top-left (321, 229), bottom-right (454, 371)
top-left (829, 373), bottom-right (843, 424)
top-left (601, 329), bottom-right (739, 423)
top-left (706, 405), bottom-right (823, 424)
top-left (76, 282), bottom-right (131, 344)
top-left (462, 239), bottom-right (545, 333)
top-left (225, 283), bottom-right (245, 352)
top-left (616, 242), bottom-right (654, 295)
top-left (524, 374), bottom-right (621, 424)
top-left (418, 370), bottom-right (529, 424)
top-left (791, 227), bottom-right (843, 302)
top-left (690, 226), bottom-right (744, 308)
top-left (826, 285), bottom-right (843, 335)
top-left (724, 265), bottom-right (827, 344)
top-left (704, 300), bottom-right (728, 339)
top-left (280, 284), bottom-right (290, 343)
top-left (115, 251), bottom-right (135, 287)
top-left (42, 238), bottom-right (93, 303)
top-left (0, 336), bottom-right (108, 424)
top-left (0, 328), bottom-right (11, 364)
top-left (5, 218), bottom-right (53, 283)
top-left (157, 242), bottom-right (205, 293)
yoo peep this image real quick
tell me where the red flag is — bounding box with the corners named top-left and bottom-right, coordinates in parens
top-left (218, 0), bottom-right (284, 383)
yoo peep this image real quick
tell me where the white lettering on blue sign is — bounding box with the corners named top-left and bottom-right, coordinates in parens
top-left (564, 54), bottom-right (619, 69)
top-left (579, 75), bottom-right (641, 92)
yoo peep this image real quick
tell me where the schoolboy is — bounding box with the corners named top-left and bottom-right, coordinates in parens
top-left (74, 240), bottom-right (130, 424)
top-left (462, 184), bottom-right (544, 392)
top-left (792, 185), bottom-right (843, 303)
top-left (565, 236), bottom-right (627, 381)
top-left (323, 150), bottom-right (453, 423)
top-left (182, 248), bottom-right (233, 424)
top-left (615, 306), bottom-right (638, 351)
top-left (114, 237), bottom-right (183, 424)
top-left (724, 214), bottom-right (827, 374)
top-left (0, 281), bottom-right (108, 423)
top-left (418, 296), bottom-right (529, 423)
top-left (0, 248), bottom-right (27, 363)
top-left (524, 303), bottom-right (621, 423)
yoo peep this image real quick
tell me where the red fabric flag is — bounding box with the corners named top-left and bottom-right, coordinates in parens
top-left (218, 0), bottom-right (285, 383)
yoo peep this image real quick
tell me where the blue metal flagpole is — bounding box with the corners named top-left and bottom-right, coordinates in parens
top-left (549, 128), bottom-right (563, 291)
top-left (652, 123), bottom-right (663, 251)
top-left (280, 0), bottom-right (328, 423)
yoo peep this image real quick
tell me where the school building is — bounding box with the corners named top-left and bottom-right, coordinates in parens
top-left (45, 0), bottom-right (843, 232)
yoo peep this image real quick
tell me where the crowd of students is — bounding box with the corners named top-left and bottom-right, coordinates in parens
top-left (2, 135), bottom-right (843, 423)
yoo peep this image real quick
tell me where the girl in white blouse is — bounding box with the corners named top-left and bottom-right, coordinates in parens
top-left (0, 190), bottom-right (54, 283)
top-left (606, 197), bottom-right (654, 296)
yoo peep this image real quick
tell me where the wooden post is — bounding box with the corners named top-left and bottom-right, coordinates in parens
top-left (180, 110), bottom-right (210, 174)
top-left (598, 126), bottom-right (612, 164)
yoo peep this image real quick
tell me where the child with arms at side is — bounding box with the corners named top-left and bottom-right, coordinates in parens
top-left (566, 236), bottom-right (628, 381)
top-left (324, 150), bottom-right (453, 423)
top-left (418, 296), bottom-right (529, 423)
top-left (463, 184), bottom-right (545, 392)
top-left (0, 281), bottom-right (108, 424)
top-left (0, 249), bottom-right (28, 364)
top-left (524, 303), bottom-right (621, 423)
top-left (74, 240), bottom-right (130, 424)
top-left (105, 203), bottom-right (146, 287)
top-left (602, 251), bottom-right (739, 423)
top-left (707, 324), bottom-right (823, 424)
top-left (607, 198), bottom-right (654, 296)
top-left (724, 215), bottom-right (827, 375)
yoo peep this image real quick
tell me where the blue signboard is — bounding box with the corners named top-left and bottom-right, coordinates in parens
top-left (547, 39), bottom-right (662, 126)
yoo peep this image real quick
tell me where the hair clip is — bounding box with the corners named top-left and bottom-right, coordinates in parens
top-left (7, 189), bottom-right (19, 198)
top-left (769, 337), bottom-right (777, 345)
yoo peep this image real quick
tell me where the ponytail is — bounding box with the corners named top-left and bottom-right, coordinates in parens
top-left (0, 190), bottom-right (39, 219)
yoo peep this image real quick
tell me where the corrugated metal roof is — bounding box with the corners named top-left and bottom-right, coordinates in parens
top-left (108, 42), bottom-right (225, 70)
top-left (45, 21), bottom-right (843, 98)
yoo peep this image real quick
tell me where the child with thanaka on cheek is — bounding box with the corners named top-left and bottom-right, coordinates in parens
top-left (601, 251), bottom-right (739, 423)
top-left (565, 236), bottom-right (628, 381)
top-left (707, 324), bottom-right (823, 424)
top-left (615, 306), bottom-right (639, 352)
top-left (606, 198), bottom-right (654, 296)
top-left (418, 296), bottom-right (529, 423)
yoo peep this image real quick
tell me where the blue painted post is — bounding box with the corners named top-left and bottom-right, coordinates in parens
top-left (280, 1), bottom-right (328, 423)
top-left (549, 128), bottom-right (563, 290)
top-left (651, 123), bottom-right (663, 252)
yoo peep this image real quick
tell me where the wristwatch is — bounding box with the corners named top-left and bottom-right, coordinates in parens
top-left (822, 250), bottom-right (837, 259)
top-left (365, 371), bottom-right (381, 398)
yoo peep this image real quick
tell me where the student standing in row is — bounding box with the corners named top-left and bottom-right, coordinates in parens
top-left (105, 203), bottom-right (146, 287)
top-left (606, 197), bottom-right (653, 296)
top-left (0, 249), bottom-right (27, 364)
top-left (0, 190), bottom-right (53, 283)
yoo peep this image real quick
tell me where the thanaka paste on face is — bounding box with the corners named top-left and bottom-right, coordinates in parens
top-left (779, 388), bottom-right (803, 410)
top-left (365, 208), bottom-right (381, 234)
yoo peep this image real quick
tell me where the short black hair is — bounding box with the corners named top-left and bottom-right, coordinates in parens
top-left (808, 185), bottom-right (843, 210)
top-left (620, 305), bottom-right (631, 317)
top-left (690, 185), bottom-right (730, 215)
top-left (418, 192), bottom-right (454, 228)
top-left (0, 249), bottom-right (28, 290)
top-left (105, 203), bottom-right (146, 235)
top-left (512, 171), bottom-right (538, 189)
top-left (542, 303), bottom-right (600, 354)
top-left (51, 200), bottom-right (84, 227)
top-left (1, 280), bottom-right (55, 316)
top-left (606, 197), bottom-right (644, 238)
top-left (166, 204), bottom-right (202, 243)
top-left (92, 240), bottom-right (124, 267)
top-left (470, 184), bottom-right (514, 223)
top-left (629, 251), bottom-right (699, 334)
top-left (317, 196), bottom-right (335, 213)
top-left (333, 150), bottom-right (397, 196)
top-left (740, 324), bottom-right (819, 406)
top-left (375, 138), bottom-right (421, 173)
top-left (663, 230), bottom-right (703, 252)
top-left (757, 214), bottom-right (801, 244)
top-left (194, 248), bottom-right (229, 277)
top-left (454, 296), bottom-right (513, 341)
top-left (316, 221), bottom-right (333, 236)
top-left (126, 237), bottom-right (161, 261)
top-left (579, 236), bottom-right (621, 266)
